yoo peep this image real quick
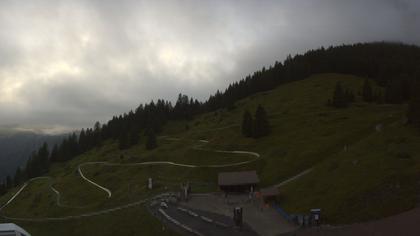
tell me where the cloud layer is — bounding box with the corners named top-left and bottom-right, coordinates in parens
top-left (0, 0), bottom-right (419, 132)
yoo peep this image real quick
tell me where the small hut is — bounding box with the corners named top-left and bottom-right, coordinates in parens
top-left (218, 171), bottom-right (259, 192)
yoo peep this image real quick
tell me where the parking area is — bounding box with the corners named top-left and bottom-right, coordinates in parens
top-left (149, 198), bottom-right (257, 236)
top-left (180, 193), bottom-right (298, 236)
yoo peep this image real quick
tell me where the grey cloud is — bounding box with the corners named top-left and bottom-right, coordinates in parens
top-left (0, 0), bottom-right (419, 132)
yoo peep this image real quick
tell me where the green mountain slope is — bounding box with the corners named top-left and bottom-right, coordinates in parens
top-left (1, 73), bottom-right (419, 235)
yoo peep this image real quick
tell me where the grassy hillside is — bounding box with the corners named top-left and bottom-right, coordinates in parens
top-left (1, 73), bottom-right (419, 235)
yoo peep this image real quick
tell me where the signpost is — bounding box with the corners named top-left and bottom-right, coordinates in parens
top-left (233, 207), bottom-right (243, 228)
top-left (310, 208), bottom-right (321, 226)
top-left (148, 178), bottom-right (153, 190)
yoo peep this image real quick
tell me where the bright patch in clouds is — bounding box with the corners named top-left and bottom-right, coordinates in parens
top-left (0, 79), bottom-right (23, 104)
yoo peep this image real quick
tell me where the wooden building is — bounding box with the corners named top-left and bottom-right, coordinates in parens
top-left (218, 171), bottom-right (259, 192)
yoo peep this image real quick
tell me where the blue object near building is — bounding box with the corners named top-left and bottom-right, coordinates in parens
top-left (272, 203), bottom-right (290, 221)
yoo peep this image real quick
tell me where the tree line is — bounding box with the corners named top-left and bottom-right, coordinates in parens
top-left (204, 42), bottom-right (420, 112)
top-left (0, 94), bottom-right (201, 194)
top-left (2, 42), bottom-right (420, 194)
top-left (329, 76), bottom-right (420, 124)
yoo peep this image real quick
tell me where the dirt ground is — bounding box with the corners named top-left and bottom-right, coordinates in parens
top-left (180, 193), bottom-right (298, 236)
top-left (288, 207), bottom-right (420, 236)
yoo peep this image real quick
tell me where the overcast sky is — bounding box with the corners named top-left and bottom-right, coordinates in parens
top-left (0, 0), bottom-right (419, 133)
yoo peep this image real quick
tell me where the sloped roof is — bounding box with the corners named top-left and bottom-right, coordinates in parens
top-left (218, 171), bottom-right (259, 186)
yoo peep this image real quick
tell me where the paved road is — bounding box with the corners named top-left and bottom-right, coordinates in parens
top-left (152, 204), bottom-right (258, 236)
top-left (181, 193), bottom-right (298, 236)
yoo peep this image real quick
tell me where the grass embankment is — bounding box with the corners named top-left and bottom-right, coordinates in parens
top-left (1, 73), bottom-right (419, 235)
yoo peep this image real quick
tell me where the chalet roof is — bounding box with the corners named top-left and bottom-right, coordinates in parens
top-left (218, 171), bottom-right (259, 186)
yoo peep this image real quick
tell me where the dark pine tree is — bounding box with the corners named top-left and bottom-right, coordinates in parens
top-left (68, 133), bottom-right (80, 156)
top-left (118, 132), bottom-right (129, 150)
top-left (50, 144), bottom-right (59, 163)
top-left (92, 121), bottom-right (102, 146)
top-left (408, 81), bottom-right (420, 129)
top-left (241, 110), bottom-right (254, 137)
top-left (37, 142), bottom-right (50, 175)
top-left (78, 129), bottom-right (87, 152)
top-left (13, 167), bottom-right (22, 187)
top-left (253, 105), bottom-right (270, 138)
top-left (129, 129), bottom-right (140, 146)
top-left (362, 78), bottom-right (373, 102)
top-left (0, 182), bottom-right (6, 196)
top-left (373, 89), bottom-right (384, 104)
top-left (344, 89), bottom-right (355, 103)
top-left (145, 129), bottom-right (157, 150)
top-left (385, 79), bottom-right (404, 104)
top-left (5, 175), bottom-right (12, 190)
top-left (332, 82), bottom-right (347, 108)
top-left (25, 152), bottom-right (36, 179)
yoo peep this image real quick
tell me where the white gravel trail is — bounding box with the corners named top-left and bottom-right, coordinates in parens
top-left (0, 125), bottom-right (261, 221)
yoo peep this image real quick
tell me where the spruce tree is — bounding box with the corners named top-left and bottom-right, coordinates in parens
top-left (0, 183), bottom-right (5, 195)
top-left (129, 129), bottom-right (140, 146)
top-left (241, 110), bottom-right (254, 137)
top-left (145, 129), bottom-right (157, 150)
top-left (78, 129), bottom-right (87, 152)
top-left (14, 167), bottom-right (22, 187)
top-left (37, 142), bottom-right (50, 174)
top-left (254, 105), bottom-right (270, 138)
top-left (332, 82), bottom-right (347, 108)
top-left (408, 81), bottom-right (420, 129)
top-left (50, 144), bottom-right (59, 162)
top-left (25, 153), bottom-right (35, 178)
top-left (93, 121), bottom-right (102, 145)
top-left (5, 176), bottom-right (12, 189)
top-left (69, 133), bottom-right (80, 156)
top-left (118, 132), bottom-right (129, 150)
top-left (362, 78), bottom-right (373, 102)
top-left (344, 89), bottom-right (355, 103)
top-left (373, 89), bottom-right (384, 104)
top-left (385, 80), bottom-right (404, 104)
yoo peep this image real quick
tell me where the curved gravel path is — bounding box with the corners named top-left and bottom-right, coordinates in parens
top-left (1, 198), bottom-right (148, 222)
top-left (0, 128), bottom-right (260, 221)
top-left (77, 137), bottom-right (260, 198)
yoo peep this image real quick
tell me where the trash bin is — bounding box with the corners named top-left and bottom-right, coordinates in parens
top-left (310, 208), bottom-right (321, 226)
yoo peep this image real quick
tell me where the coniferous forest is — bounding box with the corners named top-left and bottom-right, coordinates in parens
top-left (1, 42), bottom-right (420, 195)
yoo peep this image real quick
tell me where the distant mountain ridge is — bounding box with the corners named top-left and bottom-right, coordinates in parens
top-left (0, 129), bottom-right (65, 180)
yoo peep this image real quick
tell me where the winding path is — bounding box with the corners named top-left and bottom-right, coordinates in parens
top-left (77, 138), bottom-right (260, 198)
top-left (0, 129), bottom-right (261, 221)
top-left (0, 124), bottom-right (310, 222)
top-left (272, 168), bottom-right (313, 188)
